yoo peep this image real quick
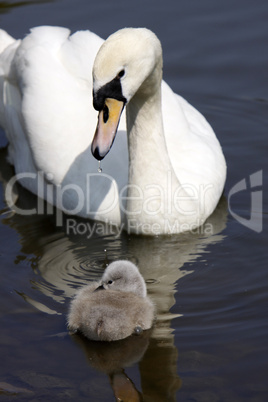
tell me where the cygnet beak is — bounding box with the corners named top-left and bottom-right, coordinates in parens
top-left (94, 284), bottom-right (105, 292)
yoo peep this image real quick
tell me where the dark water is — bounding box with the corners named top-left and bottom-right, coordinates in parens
top-left (0, 0), bottom-right (267, 400)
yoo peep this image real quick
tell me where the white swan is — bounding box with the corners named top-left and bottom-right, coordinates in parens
top-left (0, 26), bottom-right (226, 234)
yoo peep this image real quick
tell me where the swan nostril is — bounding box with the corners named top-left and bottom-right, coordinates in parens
top-left (103, 104), bottom-right (109, 123)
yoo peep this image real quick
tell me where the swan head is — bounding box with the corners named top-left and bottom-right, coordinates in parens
top-left (99, 260), bottom-right (147, 298)
top-left (91, 28), bottom-right (162, 160)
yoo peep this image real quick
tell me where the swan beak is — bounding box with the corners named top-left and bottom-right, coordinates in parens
top-left (91, 98), bottom-right (125, 160)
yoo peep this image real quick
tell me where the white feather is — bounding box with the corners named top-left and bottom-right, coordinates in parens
top-left (0, 27), bottom-right (226, 233)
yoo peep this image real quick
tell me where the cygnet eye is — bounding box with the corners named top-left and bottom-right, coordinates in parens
top-left (107, 280), bottom-right (113, 285)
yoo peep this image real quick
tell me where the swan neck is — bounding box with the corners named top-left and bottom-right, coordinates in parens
top-left (126, 81), bottom-right (172, 178)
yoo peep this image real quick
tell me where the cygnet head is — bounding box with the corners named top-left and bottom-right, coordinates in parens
top-left (101, 260), bottom-right (147, 298)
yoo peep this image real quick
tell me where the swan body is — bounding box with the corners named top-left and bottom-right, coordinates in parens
top-left (67, 260), bottom-right (154, 341)
top-left (0, 26), bottom-right (226, 234)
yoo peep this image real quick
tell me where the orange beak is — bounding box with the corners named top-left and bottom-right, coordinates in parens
top-left (91, 98), bottom-right (125, 160)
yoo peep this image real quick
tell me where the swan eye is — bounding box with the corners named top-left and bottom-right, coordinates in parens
top-left (107, 280), bottom-right (113, 285)
top-left (116, 69), bottom-right (125, 79)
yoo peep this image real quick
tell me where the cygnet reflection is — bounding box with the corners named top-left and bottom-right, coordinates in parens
top-left (67, 260), bottom-right (154, 341)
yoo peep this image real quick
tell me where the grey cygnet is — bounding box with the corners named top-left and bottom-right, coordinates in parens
top-left (67, 260), bottom-right (154, 341)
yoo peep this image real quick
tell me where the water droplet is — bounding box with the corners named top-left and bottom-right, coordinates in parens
top-left (98, 161), bottom-right (102, 173)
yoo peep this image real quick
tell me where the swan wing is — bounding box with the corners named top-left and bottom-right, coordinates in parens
top-left (161, 81), bottom-right (226, 216)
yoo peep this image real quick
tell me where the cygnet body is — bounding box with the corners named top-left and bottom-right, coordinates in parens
top-left (67, 261), bottom-right (154, 341)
